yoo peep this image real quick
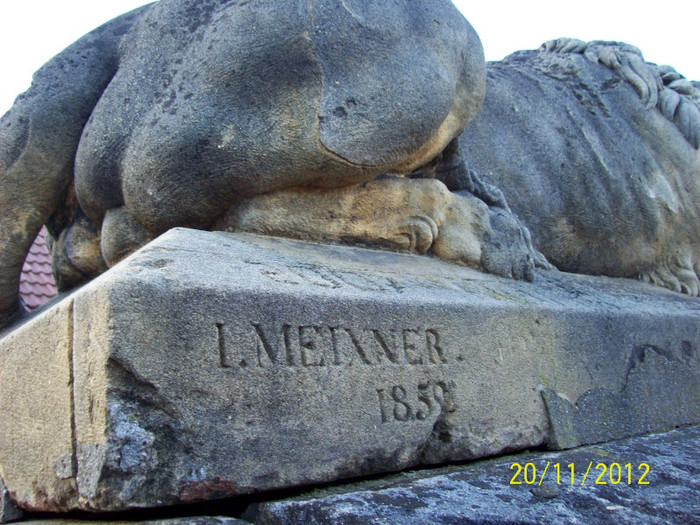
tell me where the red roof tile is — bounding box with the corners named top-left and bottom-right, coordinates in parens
top-left (20, 228), bottom-right (58, 310)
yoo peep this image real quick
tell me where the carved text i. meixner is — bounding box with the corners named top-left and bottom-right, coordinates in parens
top-left (217, 323), bottom-right (449, 369)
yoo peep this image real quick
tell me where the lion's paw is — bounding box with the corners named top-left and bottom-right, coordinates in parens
top-left (390, 215), bottom-right (439, 254)
top-left (480, 206), bottom-right (536, 281)
top-left (431, 190), bottom-right (540, 281)
top-left (639, 249), bottom-right (700, 296)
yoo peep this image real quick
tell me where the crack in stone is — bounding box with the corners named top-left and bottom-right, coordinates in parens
top-left (67, 299), bottom-right (79, 487)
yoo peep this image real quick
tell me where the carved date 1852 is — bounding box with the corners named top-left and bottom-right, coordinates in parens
top-left (377, 381), bottom-right (455, 423)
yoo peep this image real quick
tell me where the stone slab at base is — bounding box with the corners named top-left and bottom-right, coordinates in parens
top-left (255, 425), bottom-right (700, 525)
top-left (1, 229), bottom-right (699, 512)
top-left (19, 519), bottom-right (247, 525)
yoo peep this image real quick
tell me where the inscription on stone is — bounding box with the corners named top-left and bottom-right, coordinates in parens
top-left (251, 262), bottom-right (405, 293)
top-left (249, 260), bottom-right (489, 295)
top-left (376, 381), bottom-right (455, 423)
top-left (217, 323), bottom-right (449, 369)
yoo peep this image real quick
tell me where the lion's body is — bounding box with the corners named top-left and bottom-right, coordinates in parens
top-left (1, 0), bottom-right (503, 329)
top-left (74, 0), bottom-right (483, 233)
top-left (460, 39), bottom-right (700, 294)
top-left (3, 7), bottom-right (699, 332)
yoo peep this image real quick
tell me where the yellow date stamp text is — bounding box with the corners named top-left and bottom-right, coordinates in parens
top-left (509, 462), bottom-right (651, 486)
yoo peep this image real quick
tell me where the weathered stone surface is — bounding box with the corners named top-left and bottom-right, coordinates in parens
top-left (1, 229), bottom-right (699, 512)
top-left (543, 344), bottom-right (700, 449)
top-left (0, 0), bottom-right (491, 332)
top-left (20, 519), bottom-right (247, 525)
top-left (0, 5), bottom-right (147, 331)
top-left (254, 425), bottom-right (700, 525)
top-left (0, 479), bottom-right (23, 523)
top-left (0, 301), bottom-right (76, 511)
top-left (460, 39), bottom-right (700, 296)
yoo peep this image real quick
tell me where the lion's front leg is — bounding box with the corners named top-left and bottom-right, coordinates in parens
top-left (217, 177), bottom-right (534, 280)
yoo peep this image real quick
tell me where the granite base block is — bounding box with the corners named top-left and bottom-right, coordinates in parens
top-left (254, 425), bottom-right (700, 525)
top-left (0, 229), bottom-right (698, 511)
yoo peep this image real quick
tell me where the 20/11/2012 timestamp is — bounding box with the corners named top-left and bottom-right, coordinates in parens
top-left (510, 462), bottom-right (651, 486)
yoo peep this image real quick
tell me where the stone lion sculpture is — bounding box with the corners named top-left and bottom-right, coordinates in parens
top-left (460, 38), bottom-right (700, 296)
top-left (0, 0), bottom-right (536, 330)
top-left (2, 3), bottom-right (699, 331)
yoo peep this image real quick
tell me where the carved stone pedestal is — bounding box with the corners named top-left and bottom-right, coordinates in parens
top-left (1, 229), bottom-right (699, 512)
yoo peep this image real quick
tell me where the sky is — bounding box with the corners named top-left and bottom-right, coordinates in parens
top-left (0, 1), bottom-right (698, 116)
